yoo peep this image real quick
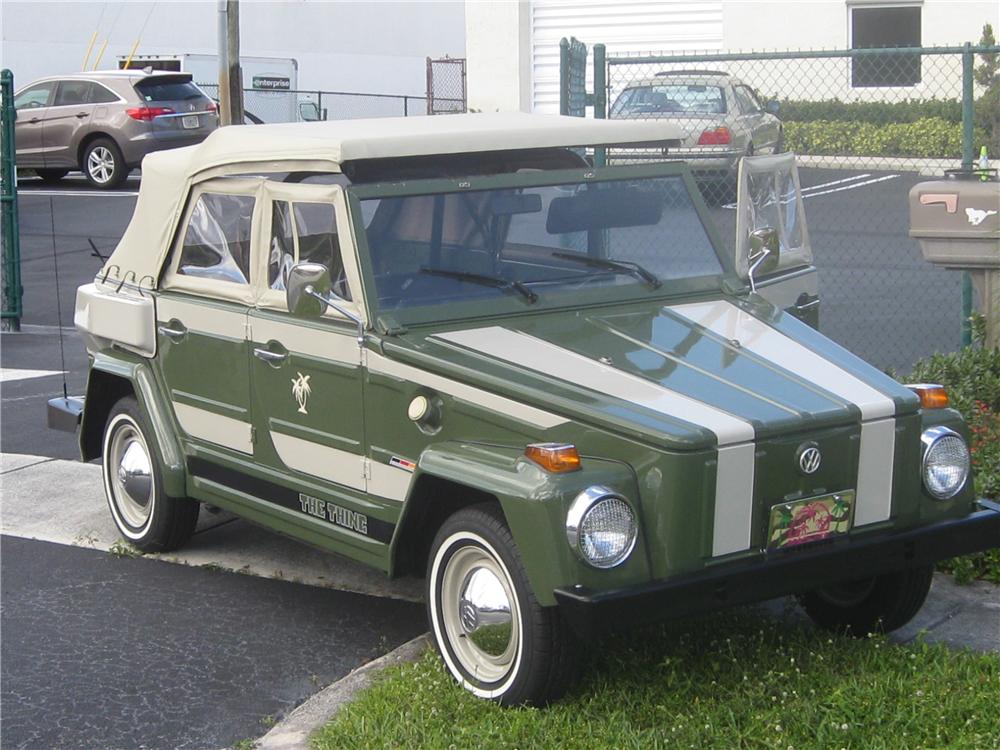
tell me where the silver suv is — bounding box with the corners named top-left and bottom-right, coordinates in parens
top-left (14, 70), bottom-right (217, 188)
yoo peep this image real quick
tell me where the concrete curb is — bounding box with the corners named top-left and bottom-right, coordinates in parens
top-left (255, 633), bottom-right (432, 750)
top-left (796, 154), bottom-right (962, 175)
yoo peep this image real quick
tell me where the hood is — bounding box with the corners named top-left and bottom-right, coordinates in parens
top-left (386, 297), bottom-right (918, 451)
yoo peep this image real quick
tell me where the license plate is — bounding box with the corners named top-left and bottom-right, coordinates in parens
top-left (182, 115), bottom-right (199, 129)
top-left (767, 491), bottom-right (854, 549)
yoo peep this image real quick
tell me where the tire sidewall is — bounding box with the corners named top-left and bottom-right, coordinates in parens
top-left (101, 401), bottom-right (159, 542)
top-left (428, 522), bottom-right (529, 701)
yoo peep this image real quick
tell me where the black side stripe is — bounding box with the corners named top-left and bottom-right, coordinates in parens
top-left (187, 457), bottom-right (394, 544)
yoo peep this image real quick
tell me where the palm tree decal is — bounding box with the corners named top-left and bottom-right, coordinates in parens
top-left (291, 372), bottom-right (311, 414)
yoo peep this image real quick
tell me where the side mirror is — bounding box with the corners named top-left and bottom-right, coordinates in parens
top-left (298, 101), bottom-right (321, 122)
top-left (765, 100), bottom-right (780, 115)
top-left (286, 262), bottom-right (365, 346)
top-left (747, 227), bottom-right (780, 292)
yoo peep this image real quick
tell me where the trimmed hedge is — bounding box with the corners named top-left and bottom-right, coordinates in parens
top-left (783, 117), bottom-right (986, 158)
top-left (777, 98), bottom-right (963, 125)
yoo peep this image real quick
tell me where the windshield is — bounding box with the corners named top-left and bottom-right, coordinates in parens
top-left (357, 172), bottom-right (724, 317)
top-left (611, 84), bottom-right (728, 117)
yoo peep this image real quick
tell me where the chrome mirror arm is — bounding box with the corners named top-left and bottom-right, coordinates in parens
top-left (305, 286), bottom-right (365, 348)
top-left (747, 245), bottom-right (771, 293)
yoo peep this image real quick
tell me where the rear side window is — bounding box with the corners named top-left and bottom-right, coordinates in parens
top-left (178, 193), bottom-right (255, 285)
top-left (89, 84), bottom-right (119, 104)
top-left (54, 81), bottom-right (92, 106)
top-left (135, 77), bottom-right (205, 103)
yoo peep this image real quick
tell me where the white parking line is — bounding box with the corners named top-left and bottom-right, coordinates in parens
top-left (1, 368), bottom-right (64, 383)
top-left (801, 173), bottom-right (899, 198)
top-left (722, 172), bottom-right (898, 210)
top-left (18, 188), bottom-right (139, 197)
top-left (800, 173), bottom-right (872, 194)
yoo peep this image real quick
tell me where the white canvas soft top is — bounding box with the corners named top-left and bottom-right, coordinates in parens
top-left (101, 113), bottom-right (683, 287)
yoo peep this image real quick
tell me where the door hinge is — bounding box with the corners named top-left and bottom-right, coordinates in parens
top-left (362, 457), bottom-right (372, 481)
top-left (250, 426), bottom-right (257, 445)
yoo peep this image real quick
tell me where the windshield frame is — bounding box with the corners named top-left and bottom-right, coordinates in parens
top-left (346, 161), bottom-right (735, 328)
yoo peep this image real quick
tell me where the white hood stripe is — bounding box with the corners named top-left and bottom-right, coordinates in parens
top-left (669, 300), bottom-right (896, 527)
top-left (435, 326), bottom-right (755, 445)
top-left (667, 301), bottom-right (894, 420)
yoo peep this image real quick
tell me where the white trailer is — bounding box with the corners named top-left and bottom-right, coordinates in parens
top-left (118, 53), bottom-right (301, 122)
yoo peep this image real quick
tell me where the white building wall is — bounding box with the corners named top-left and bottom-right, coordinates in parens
top-left (0, 0), bottom-right (466, 97)
top-left (465, 0), bottom-right (532, 112)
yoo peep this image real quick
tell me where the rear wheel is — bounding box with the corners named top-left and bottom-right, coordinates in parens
top-left (798, 565), bottom-right (934, 636)
top-left (427, 504), bottom-right (580, 706)
top-left (101, 396), bottom-right (199, 552)
top-left (34, 168), bottom-right (69, 183)
top-left (82, 138), bottom-right (128, 189)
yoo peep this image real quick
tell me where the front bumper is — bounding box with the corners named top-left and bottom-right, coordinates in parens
top-left (554, 499), bottom-right (1000, 637)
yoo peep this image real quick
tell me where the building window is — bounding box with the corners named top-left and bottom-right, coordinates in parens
top-left (850, 4), bottom-right (921, 87)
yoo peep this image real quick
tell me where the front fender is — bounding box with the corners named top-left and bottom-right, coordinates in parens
top-left (81, 350), bottom-right (186, 497)
top-left (392, 441), bottom-right (654, 606)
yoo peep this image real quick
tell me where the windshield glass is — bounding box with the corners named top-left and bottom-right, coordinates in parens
top-left (358, 173), bottom-right (723, 316)
top-left (611, 84), bottom-right (727, 117)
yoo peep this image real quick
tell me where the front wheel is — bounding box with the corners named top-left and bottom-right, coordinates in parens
top-left (102, 396), bottom-right (199, 552)
top-left (427, 504), bottom-right (579, 706)
top-left (798, 565), bottom-right (934, 636)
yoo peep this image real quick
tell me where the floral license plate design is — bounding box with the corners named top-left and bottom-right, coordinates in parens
top-left (767, 491), bottom-right (855, 549)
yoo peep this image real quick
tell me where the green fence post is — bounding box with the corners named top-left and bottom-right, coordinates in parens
top-left (593, 43), bottom-right (607, 167)
top-left (960, 42), bottom-right (975, 346)
top-left (1, 68), bottom-right (22, 332)
top-left (559, 38), bottom-right (570, 116)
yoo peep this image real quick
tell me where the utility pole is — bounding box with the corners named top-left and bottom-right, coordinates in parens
top-left (217, 0), bottom-right (244, 126)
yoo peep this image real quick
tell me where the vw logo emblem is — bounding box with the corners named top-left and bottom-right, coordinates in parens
top-left (797, 443), bottom-right (822, 475)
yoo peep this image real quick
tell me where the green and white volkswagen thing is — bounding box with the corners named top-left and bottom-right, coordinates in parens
top-left (50, 113), bottom-right (999, 706)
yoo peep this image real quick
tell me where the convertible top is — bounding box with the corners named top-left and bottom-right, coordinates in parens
top-left (101, 113), bottom-right (683, 288)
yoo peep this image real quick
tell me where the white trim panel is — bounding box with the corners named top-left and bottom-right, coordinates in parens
top-left (369, 462), bottom-right (413, 503)
top-left (172, 402), bottom-right (253, 454)
top-left (157, 296), bottom-right (247, 340)
top-left (668, 301), bottom-right (895, 420)
top-left (712, 443), bottom-right (757, 556)
top-left (366, 351), bottom-right (569, 430)
top-left (251, 316), bottom-right (359, 364)
top-left (854, 418), bottom-right (896, 526)
top-left (270, 431), bottom-right (366, 492)
top-left (434, 327), bottom-right (754, 445)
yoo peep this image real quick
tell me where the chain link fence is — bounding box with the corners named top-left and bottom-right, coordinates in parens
top-left (576, 44), bottom-right (999, 373)
top-left (198, 83), bottom-right (431, 123)
top-left (425, 56), bottom-right (467, 115)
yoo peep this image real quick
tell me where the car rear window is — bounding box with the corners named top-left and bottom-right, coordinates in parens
top-left (135, 77), bottom-right (205, 103)
top-left (612, 84), bottom-right (728, 116)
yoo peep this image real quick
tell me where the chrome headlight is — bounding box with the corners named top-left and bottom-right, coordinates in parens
top-left (566, 486), bottom-right (637, 569)
top-left (921, 426), bottom-right (970, 500)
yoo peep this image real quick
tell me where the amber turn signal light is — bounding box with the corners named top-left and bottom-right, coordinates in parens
top-left (907, 384), bottom-right (950, 410)
top-left (524, 443), bottom-right (582, 473)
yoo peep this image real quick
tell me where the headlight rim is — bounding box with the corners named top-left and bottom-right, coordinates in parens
top-left (566, 485), bottom-right (637, 569)
top-left (920, 425), bottom-right (970, 500)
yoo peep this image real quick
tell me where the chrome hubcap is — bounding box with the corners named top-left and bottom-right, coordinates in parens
top-left (110, 424), bottom-right (153, 528)
top-left (442, 545), bottom-right (518, 682)
top-left (87, 146), bottom-right (115, 184)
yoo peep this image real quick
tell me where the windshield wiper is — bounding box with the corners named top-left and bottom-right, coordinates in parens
top-left (553, 252), bottom-right (661, 289)
top-left (420, 267), bottom-right (538, 303)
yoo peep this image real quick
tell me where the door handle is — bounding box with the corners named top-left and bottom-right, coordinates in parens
top-left (253, 346), bottom-right (288, 365)
top-left (29, 117), bottom-right (40, 124)
top-left (794, 294), bottom-right (820, 312)
top-left (75, 112), bottom-right (89, 118)
top-left (157, 321), bottom-right (187, 341)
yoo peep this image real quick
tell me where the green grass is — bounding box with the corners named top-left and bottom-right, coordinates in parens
top-left (313, 608), bottom-right (1000, 750)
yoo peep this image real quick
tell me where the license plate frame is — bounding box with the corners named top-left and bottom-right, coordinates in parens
top-left (182, 115), bottom-right (200, 129)
top-left (767, 491), bottom-right (855, 550)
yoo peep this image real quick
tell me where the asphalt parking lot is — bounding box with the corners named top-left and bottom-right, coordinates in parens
top-left (0, 166), bottom-right (972, 749)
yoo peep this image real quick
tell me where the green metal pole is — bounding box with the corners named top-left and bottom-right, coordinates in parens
top-left (559, 38), bottom-right (570, 116)
top-left (1, 68), bottom-right (22, 332)
top-left (960, 43), bottom-right (975, 346)
top-left (593, 43), bottom-right (607, 167)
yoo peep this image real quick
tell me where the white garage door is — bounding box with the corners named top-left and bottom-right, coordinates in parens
top-left (531, 0), bottom-right (724, 114)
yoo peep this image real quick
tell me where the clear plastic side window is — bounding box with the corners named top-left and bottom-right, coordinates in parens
top-left (178, 193), bottom-right (255, 285)
top-left (268, 201), bottom-right (350, 300)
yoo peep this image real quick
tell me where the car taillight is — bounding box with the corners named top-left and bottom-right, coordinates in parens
top-left (126, 107), bottom-right (175, 121)
top-left (206, 101), bottom-right (218, 113)
top-left (697, 126), bottom-right (732, 145)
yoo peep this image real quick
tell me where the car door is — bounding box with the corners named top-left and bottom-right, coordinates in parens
top-left (739, 85), bottom-right (779, 153)
top-left (155, 179), bottom-right (261, 458)
top-left (44, 80), bottom-right (98, 168)
top-left (736, 153), bottom-right (819, 327)
top-left (247, 183), bottom-right (382, 555)
top-left (13, 81), bottom-right (55, 168)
